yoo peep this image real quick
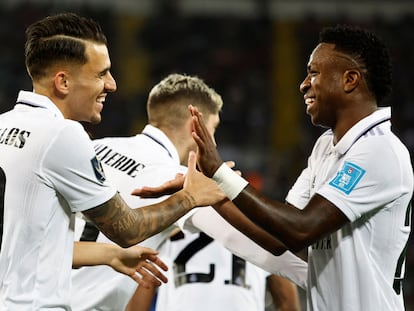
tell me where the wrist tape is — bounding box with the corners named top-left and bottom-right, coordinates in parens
top-left (212, 163), bottom-right (249, 200)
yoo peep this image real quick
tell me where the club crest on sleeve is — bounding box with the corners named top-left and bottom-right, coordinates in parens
top-left (329, 161), bottom-right (365, 195)
top-left (91, 156), bottom-right (106, 183)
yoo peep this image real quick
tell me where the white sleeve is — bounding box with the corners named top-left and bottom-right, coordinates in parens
top-left (186, 207), bottom-right (308, 289)
top-left (286, 166), bottom-right (312, 210)
top-left (318, 139), bottom-right (411, 222)
top-left (42, 122), bottom-right (117, 212)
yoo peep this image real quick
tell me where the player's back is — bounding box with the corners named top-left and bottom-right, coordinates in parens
top-left (155, 231), bottom-right (269, 311)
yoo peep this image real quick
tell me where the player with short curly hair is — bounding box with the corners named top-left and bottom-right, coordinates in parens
top-left (188, 24), bottom-right (413, 311)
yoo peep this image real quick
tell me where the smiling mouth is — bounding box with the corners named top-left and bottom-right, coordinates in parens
top-left (305, 97), bottom-right (315, 105)
top-left (305, 97), bottom-right (315, 114)
top-left (97, 93), bottom-right (107, 104)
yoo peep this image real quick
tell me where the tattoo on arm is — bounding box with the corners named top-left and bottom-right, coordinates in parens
top-left (82, 191), bottom-right (193, 247)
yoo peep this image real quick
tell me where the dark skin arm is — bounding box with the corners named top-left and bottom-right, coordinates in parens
top-left (214, 199), bottom-right (288, 256)
top-left (83, 151), bottom-right (226, 248)
top-left (132, 176), bottom-right (290, 257)
top-left (190, 105), bottom-right (349, 252)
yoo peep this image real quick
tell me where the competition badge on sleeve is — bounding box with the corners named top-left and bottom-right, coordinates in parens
top-left (329, 161), bottom-right (366, 195)
top-left (91, 156), bottom-right (106, 183)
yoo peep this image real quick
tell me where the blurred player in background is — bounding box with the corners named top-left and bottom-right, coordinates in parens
top-left (148, 230), bottom-right (301, 311)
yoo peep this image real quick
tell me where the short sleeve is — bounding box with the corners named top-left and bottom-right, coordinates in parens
top-left (286, 166), bottom-right (312, 210)
top-left (317, 139), bottom-right (406, 222)
top-left (41, 121), bottom-right (117, 212)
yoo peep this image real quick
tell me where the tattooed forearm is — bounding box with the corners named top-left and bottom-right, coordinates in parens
top-left (82, 191), bottom-right (195, 247)
top-left (182, 190), bottom-right (196, 207)
top-left (111, 211), bottom-right (140, 236)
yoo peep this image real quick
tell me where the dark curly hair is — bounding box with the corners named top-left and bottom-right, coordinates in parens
top-left (319, 25), bottom-right (392, 105)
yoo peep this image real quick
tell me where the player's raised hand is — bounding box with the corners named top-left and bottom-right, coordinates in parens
top-left (132, 160), bottom-right (240, 199)
top-left (182, 150), bottom-right (226, 207)
top-left (189, 105), bottom-right (224, 177)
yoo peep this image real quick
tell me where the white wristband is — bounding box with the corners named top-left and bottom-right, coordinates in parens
top-left (212, 163), bottom-right (249, 200)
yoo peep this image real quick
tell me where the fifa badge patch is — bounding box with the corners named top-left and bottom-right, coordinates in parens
top-left (91, 156), bottom-right (106, 183)
top-left (329, 161), bottom-right (365, 195)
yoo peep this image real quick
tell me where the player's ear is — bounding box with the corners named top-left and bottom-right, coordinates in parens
top-left (54, 71), bottom-right (70, 96)
top-left (343, 69), bottom-right (360, 93)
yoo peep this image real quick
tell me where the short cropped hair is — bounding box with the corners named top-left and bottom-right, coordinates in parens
top-left (319, 25), bottom-right (392, 105)
top-left (147, 73), bottom-right (223, 129)
top-left (25, 12), bottom-right (107, 80)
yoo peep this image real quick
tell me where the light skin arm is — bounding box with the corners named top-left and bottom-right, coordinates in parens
top-left (82, 151), bottom-right (226, 248)
top-left (124, 282), bottom-right (157, 311)
top-left (72, 241), bottom-right (168, 288)
top-left (190, 105), bottom-right (349, 252)
top-left (267, 274), bottom-right (301, 311)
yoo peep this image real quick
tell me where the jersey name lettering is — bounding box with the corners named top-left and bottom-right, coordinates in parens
top-left (0, 127), bottom-right (31, 149)
top-left (312, 236), bottom-right (332, 250)
top-left (94, 144), bottom-right (145, 178)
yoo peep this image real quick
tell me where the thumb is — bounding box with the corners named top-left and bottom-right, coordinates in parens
top-left (187, 150), bottom-right (197, 174)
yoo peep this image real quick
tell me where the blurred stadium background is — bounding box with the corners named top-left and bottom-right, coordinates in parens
top-left (0, 0), bottom-right (413, 309)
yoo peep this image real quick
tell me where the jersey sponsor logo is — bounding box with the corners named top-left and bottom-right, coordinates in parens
top-left (91, 156), bottom-right (106, 183)
top-left (0, 127), bottom-right (31, 149)
top-left (329, 161), bottom-right (365, 195)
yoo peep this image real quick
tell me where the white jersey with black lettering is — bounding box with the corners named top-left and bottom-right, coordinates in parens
top-left (0, 91), bottom-right (117, 310)
top-left (155, 231), bottom-right (270, 311)
top-left (70, 124), bottom-right (188, 311)
top-left (286, 107), bottom-right (413, 311)
top-left (70, 124), bottom-right (308, 311)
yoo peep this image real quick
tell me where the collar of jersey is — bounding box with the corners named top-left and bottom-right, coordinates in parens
top-left (333, 107), bottom-right (391, 155)
top-left (16, 90), bottom-right (64, 119)
top-left (141, 124), bottom-right (180, 164)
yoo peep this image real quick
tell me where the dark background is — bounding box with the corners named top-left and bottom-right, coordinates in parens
top-left (0, 0), bottom-right (413, 309)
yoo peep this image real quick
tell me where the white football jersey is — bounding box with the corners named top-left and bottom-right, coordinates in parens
top-left (0, 91), bottom-right (116, 310)
top-left (70, 124), bottom-right (188, 311)
top-left (155, 231), bottom-right (270, 311)
top-left (286, 107), bottom-right (413, 311)
top-left (70, 124), bottom-right (308, 310)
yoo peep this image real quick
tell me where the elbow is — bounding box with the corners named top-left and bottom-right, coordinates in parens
top-left (284, 232), bottom-right (313, 253)
top-left (289, 243), bottom-right (308, 254)
top-left (117, 240), bottom-right (135, 248)
top-left (278, 217), bottom-right (317, 253)
top-left (272, 247), bottom-right (287, 256)
top-left (107, 232), bottom-right (140, 248)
